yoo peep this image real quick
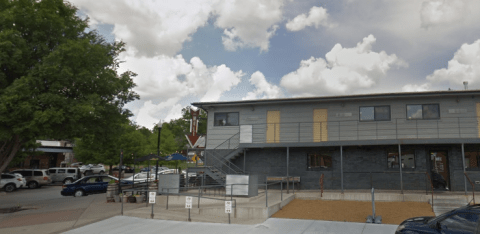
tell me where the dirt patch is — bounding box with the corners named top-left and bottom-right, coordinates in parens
top-left (272, 199), bottom-right (435, 225)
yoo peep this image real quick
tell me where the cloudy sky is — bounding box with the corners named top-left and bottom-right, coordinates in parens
top-left (69, 0), bottom-right (480, 129)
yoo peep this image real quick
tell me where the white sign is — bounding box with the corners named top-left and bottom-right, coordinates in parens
top-left (225, 207), bottom-right (232, 213)
top-left (225, 201), bottom-right (232, 208)
top-left (185, 196), bottom-right (192, 209)
top-left (149, 192), bottom-right (156, 204)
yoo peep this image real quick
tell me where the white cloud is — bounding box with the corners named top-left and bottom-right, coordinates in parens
top-left (242, 71), bottom-right (284, 100)
top-left (420, 0), bottom-right (468, 29)
top-left (214, 0), bottom-right (284, 52)
top-left (402, 83), bottom-right (431, 92)
top-left (280, 35), bottom-right (407, 96)
top-left (71, 0), bottom-right (285, 55)
top-left (118, 54), bottom-right (244, 127)
top-left (286, 6), bottom-right (335, 31)
top-left (426, 39), bottom-right (480, 87)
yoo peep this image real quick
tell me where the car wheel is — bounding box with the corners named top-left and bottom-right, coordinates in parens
top-left (74, 189), bottom-right (85, 197)
top-left (99, 171), bottom-right (104, 175)
top-left (64, 178), bottom-right (73, 184)
top-left (28, 181), bottom-right (39, 189)
top-left (4, 184), bottom-right (16, 192)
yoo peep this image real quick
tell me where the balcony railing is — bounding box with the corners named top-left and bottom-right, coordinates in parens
top-left (239, 117), bottom-right (479, 144)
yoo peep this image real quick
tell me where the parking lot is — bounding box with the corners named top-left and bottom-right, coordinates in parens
top-left (0, 173), bottom-right (144, 234)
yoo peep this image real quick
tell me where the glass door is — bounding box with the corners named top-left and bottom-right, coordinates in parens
top-left (429, 151), bottom-right (450, 190)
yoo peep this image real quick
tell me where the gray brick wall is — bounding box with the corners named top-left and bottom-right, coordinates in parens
top-left (223, 145), bottom-right (476, 191)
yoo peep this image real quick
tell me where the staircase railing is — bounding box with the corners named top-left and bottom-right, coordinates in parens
top-left (208, 132), bottom-right (244, 174)
top-left (425, 172), bottom-right (434, 212)
top-left (464, 172), bottom-right (476, 205)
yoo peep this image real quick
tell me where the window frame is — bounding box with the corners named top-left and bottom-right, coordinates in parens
top-left (463, 145), bottom-right (480, 171)
top-left (359, 105), bottom-right (391, 122)
top-left (406, 104), bottom-right (440, 120)
top-left (213, 112), bottom-right (239, 126)
top-left (386, 148), bottom-right (416, 170)
top-left (306, 152), bottom-right (333, 171)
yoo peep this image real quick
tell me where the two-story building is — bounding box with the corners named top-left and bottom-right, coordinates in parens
top-left (192, 90), bottom-right (480, 192)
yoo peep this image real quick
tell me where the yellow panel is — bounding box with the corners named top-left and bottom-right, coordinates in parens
top-left (477, 103), bottom-right (480, 138)
top-left (267, 111), bottom-right (280, 143)
top-left (313, 109), bottom-right (328, 142)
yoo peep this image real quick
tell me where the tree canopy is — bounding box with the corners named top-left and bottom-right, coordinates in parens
top-left (0, 0), bottom-right (139, 173)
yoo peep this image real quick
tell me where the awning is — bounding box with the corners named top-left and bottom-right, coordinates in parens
top-left (36, 147), bottom-right (73, 153)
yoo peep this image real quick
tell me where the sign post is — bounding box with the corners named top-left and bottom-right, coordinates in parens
top-left (225, 201), bottom-right (232, 224)
top-left (149, 192), bottom-right (156, 219)
top-left (186, 196), bottom-right (192, 221)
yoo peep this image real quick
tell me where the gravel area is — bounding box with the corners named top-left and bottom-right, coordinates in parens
top-left (272, 199), bottom-right (435, 225)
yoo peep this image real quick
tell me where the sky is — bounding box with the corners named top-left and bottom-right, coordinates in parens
top-left (69, 0), bottom-right (480, 129)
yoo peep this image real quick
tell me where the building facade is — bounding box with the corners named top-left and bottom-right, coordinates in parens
top-left (192, 90), bottom-right (480, 192)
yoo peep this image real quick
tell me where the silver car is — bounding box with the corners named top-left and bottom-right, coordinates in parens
top-left (48, 168), bottom-right (81, 184)
top-left (79, 164), bottom-right (106, 176)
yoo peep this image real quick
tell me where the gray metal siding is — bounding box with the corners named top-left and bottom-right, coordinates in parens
top-left (206, 96), bottom-right (480, 148)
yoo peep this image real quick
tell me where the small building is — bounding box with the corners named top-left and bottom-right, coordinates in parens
top-left (15, 140), bottom-right (75, 169)
top-left (192, 90), bottom-right (480, 192)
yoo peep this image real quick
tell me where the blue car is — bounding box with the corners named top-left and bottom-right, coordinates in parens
top-left (396, 204), bottom-right (480, 234)
top-left (61, 175), bottom-right (118, 197)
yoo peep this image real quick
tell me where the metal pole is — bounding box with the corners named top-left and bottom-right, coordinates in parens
top-left (133, 154), bottom-right (135, 189)
top-left (266, 179), bottom-right (268, 207)
top-left (372, 188), bottom-right (376, 218)
top-left (281, 180), bottom-right (283, 202)
top-left (118, 150), bottom-right (124, 194)
top-left (156, 126), bottom-right (161, 181)
top-left (340, 146), bottom-right (344, 194)
top-left (151, 200), bottom-right (154, 219)
top-left (243, 149), bottom-right (246, 173)
top-left (146, 160), bottom-right (150, 207)
top-left (166, 188), bottom-right (169, 210)
top-left (287, 147), bottom-right (289, 194)
top-left (231, 184), bottom-right (233, 202)
top-left (462, 143), bottom-right (467, 195)
top-left (198, 186), bottom-right (200, 208)
top-left (399, 144), bottom-right (403, 194)
top-left (121, 192), bottom-right (123, 215)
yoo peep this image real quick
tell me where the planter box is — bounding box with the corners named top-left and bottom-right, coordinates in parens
top-left (135, 196), bottom-right (144, 203)
top-left (114, 196), bottom-right (121, 203)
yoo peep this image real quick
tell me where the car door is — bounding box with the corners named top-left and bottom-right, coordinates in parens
top-left (48, 169), bottom-right (57, 182)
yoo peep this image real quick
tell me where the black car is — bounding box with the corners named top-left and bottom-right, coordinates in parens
top-left (61, 175), bottom-right (119, 197)
top-left (112, 165), bottom-right (134, 173)
top-left (396, 204), bottom-right (480, 234)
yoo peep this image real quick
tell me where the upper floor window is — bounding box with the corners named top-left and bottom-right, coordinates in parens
top-left (359, 106), bottom-right (390, 121)
top-left (407, 104), bottom-right (440, 120)
top-left (214, 112), bottom-right (239, 126)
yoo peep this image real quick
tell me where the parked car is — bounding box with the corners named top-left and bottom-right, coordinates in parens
top-left (79, 164), bottom-right (105, 176)
top-left (121, 173), bottom-right (155, 184)
top-left (396, 204), bottom-right (480, 234)
top-left (61, 175), bottom-right (118, 197)
top-left (48, 167), bottom-right (81, 184)
top-left (112, 165), bottom-right (134, 173)
top-left (0, 173), bottom-right (26, 192)
top-left (9, 169), bottom-right (52, 189)
top-left (70, 162), bottom-right (83, 168)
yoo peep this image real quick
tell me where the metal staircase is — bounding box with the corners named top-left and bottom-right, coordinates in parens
top-left (190, 133), bottom-right (245, 185)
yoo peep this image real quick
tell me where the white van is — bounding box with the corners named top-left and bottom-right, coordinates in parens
top-left (48, 168), bottom-right (81, 184)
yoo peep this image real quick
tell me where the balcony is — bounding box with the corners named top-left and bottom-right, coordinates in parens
top-left (238, 117), bottom-right (480, 147)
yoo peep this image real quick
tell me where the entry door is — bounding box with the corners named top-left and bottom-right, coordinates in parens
top-left (266, 111), bottom-right (280, 143)
top-left (477, 103), bottom-right (480, 138)
top-left (430, 151), bottom-right (450, 189)
top-left (313, 109), bottom-right (328, 142)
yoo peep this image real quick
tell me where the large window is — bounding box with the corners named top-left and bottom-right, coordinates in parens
top-left (307, 153), bottom-right (332, 170)
top-left (214, 112), bottom-right (239, 126)
top-left (359, 106), bottom-right (390, 121)
top-left (406, 104), bottom-right (440, 120)
top-left (387, 150), bottom-right (415, 169)
top-left (464, 145), bottom-right (480, 169)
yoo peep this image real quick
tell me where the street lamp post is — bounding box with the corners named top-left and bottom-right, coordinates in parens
top-left (155, 120), bottom-right (163, 181)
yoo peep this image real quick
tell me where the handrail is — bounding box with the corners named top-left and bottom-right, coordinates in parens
top-left (241, 117), bottom-right (480, 144)
top-left (425, 172), bottom-right (434, 212)
top-left (320, 174), bottom-right (324, 197)
top-left (464, 173), bottom-right (476, 205)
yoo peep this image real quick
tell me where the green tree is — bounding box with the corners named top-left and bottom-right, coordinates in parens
top-left (0, 0), bottom-right (138, 173)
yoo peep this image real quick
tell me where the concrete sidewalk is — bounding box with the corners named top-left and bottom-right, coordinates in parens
top-left (64, 216), bottom-right (398, 234)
